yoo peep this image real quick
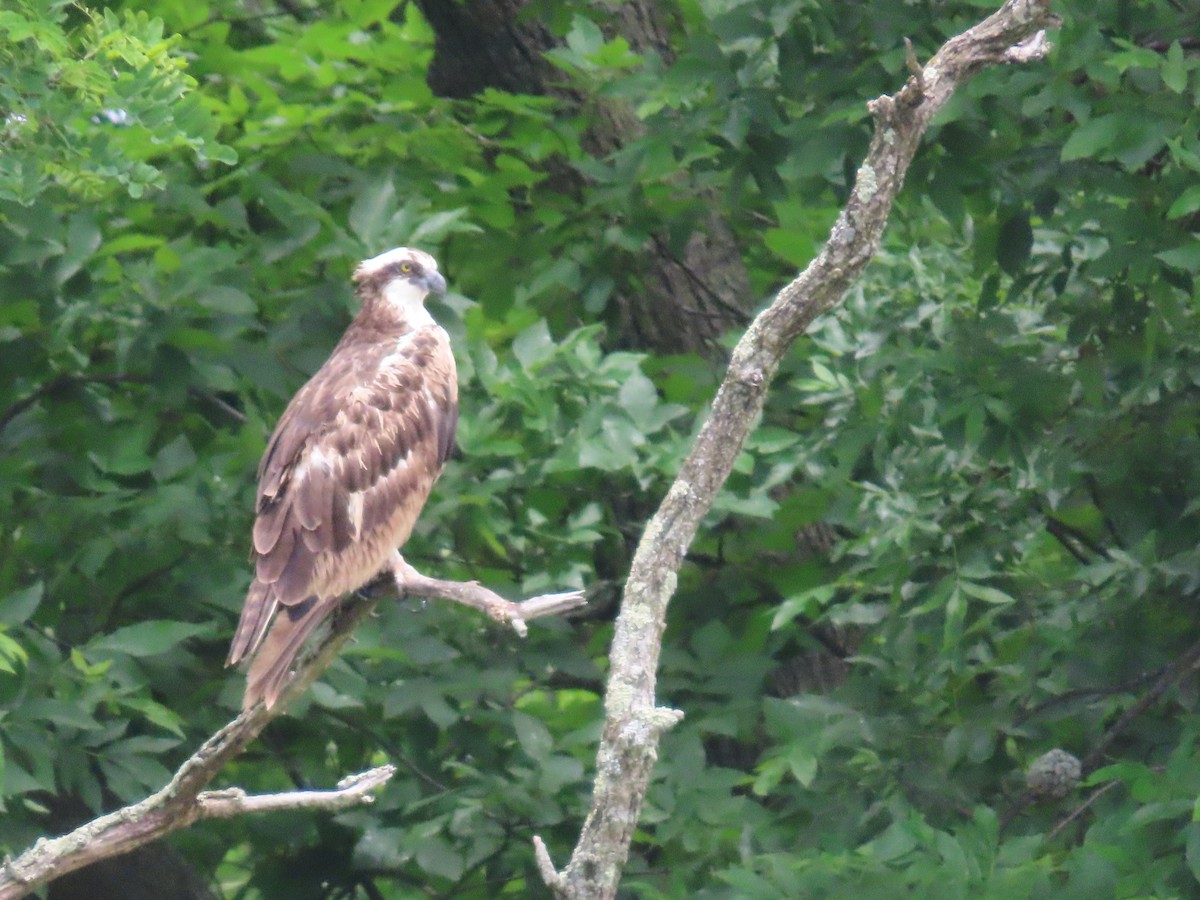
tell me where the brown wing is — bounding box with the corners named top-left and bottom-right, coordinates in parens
top-left (228, 325), bottom-right (457, 707)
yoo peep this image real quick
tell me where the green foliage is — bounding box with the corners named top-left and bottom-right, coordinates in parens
top-left (1, 0), bottom-right (1199, 897)
top-left (0, 0), bottom-right (234, 203)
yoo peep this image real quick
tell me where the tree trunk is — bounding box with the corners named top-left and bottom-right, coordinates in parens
top-left (412, 0), bottom-right (754, 353)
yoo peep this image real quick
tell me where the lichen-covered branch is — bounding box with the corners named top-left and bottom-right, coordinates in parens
top-left (0, 575), bottom-right (582, 900)
top-left (533, 2), bottom-right (1059, 897)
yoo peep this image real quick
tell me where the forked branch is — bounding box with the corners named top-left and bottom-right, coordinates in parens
top-left (532, 2), bottom-right (1059, 897)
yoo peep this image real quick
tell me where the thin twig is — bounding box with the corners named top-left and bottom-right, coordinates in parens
top-left (0, 373), bottom-right (148, 434)
top-left (1002, 635), bottom-right (1200, 832)
top-left (1014, 666), bottom-right (1166, 725)
top-left (1081, 636), bottom-right (1200, 774)
top-left (0, 373), bottom-right (246, 437)
top-left (1046, 780), bottom-right (1122, 843)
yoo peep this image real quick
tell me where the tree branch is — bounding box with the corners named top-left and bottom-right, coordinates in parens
top-left (0, 371), bottom-right (244, 437)
top-left (0, 373), bottom-right (148, 435)
top-left (390, 553), bottom-right (586, 637)
top-left (0, 573), bottom-right (582, 899)
top-left (1080, 635), bottom-right (1200, 775)
top-left (1000, 634), bottom-right (1200, 833)
top-left (1046, 780), bottom-right (1122, 843)
top-left (533, 2), bottom-right (1059, 897)
top-left (194, 765), bottom-right (396, 818)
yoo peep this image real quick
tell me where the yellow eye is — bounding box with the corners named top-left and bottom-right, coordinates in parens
top-left (399, 262), bottom-right (414, 274)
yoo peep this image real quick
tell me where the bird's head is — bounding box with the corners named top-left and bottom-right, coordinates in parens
top-left (352, 247), bottom-right (447, 325)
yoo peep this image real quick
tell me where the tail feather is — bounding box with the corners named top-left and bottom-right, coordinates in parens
top-left (227, 580), bottom-right (277, 667)
top-left (242, 596), bottom-right (330, 710)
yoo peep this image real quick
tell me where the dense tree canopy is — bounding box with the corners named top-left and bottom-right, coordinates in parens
top-left (2, 0), bottom-right (1199, 896)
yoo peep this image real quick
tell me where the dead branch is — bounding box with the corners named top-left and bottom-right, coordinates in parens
top-left (195, 765), bottom-right (396, 818)
top-left (390, 552), bottom-right (587, 637)
top-left (531, 2), bottom-right (1059, 897)
top-left (1081, 636), bottom-right (1200, 773)
top-left (1046, 780), bottom-right (1123, 844)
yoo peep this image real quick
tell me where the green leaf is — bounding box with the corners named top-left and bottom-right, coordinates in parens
top-left (70, 647), bottom-right (112, 678)
top-left (56, 215), bottom-right (101, 284)
top-left (512, 710), bottom-right (553, 762)
top-left (151, 434), bottom-right (197, 481)
top-left (1105, 43), bottom-right (1164, 74)
top-left (97, 233), bottom-right (165, 256)
top-left (1061, 114), bottom-right (1119, 162)
top-left (407, 207), bottom-right (480, 244)
top-left (771, 585), bottom-right (835, 630)
top-left (90, 620), bottom-right (211, 657)
top-left (1167, 185), bottom-right (1200, 220)
top-left (565, 15), bottom-right (604, 57)
top-left (0, 632), bottom-right (27, 670)
top-left (1162, 41), bottom-right (1188, 93)
top-left (1156, 243), bottom-right (1200, 272)
top-left (869, 819), bottom-right (919, 862)
top-left (121, 696), bottom-right (186, 737)
top-left (617, 369), bottom-right (660, 431)
top-left (198, 286), bottom-right (258, 315)
top-left (0, 583), bottom-right (43, 626)
top-left (349, 176), bottom-right (396, 245)
top-left (20, 699), bottom-right (100, 730)
top-left (787, 747), bottom-right (818, 787)
top-left (811, 360), bottom-right (839, 387)
top-left (415, 836), bottom-right (464, 882)
top-left (764, 228), bottom-right (815, 266)
top-left (1187, 823), bottom-right (1200, 884)
top-left (512, 319), bottom-right (555, 371)
top-left (958, 581), bottom-right (1016, 605)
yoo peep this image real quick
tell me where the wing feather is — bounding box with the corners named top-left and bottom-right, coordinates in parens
top-left (252, 499), bottom-right (291, 556)
top-left (293, 464), bottom-right (331, 531)
top-left (256, 518), bottom-right (296, 584)
top-left (275, 534), bottom-right (317, 603)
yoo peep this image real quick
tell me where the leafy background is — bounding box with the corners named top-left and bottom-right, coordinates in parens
top-left (2, 0), bottom-right (1200, 896)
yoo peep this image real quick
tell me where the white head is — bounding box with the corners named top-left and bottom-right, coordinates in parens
top-left (352, 247), bottom-right (447, 325)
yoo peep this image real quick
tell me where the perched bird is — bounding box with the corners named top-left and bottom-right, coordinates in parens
top-left (227, 247), bottom-right (458, 709)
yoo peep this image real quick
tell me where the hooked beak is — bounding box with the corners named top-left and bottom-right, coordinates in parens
top-left (423, 271), bottom-right (447, 295)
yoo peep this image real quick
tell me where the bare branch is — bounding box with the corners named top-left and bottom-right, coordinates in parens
top-left (533, 837), bottom-right (567, 894)
top-left (536, 2), bottom-right (1059, 897)
top-left (1046, 780), bottom-right (1123, 843)
top-left (195, 765), bottom-right (396, 819)
top-left (390, 553), bottom-right (587, 637)
top-left (1080, 635), bottom-right (1200, 774)
top-left (0, 373), bottom-right (148, 435)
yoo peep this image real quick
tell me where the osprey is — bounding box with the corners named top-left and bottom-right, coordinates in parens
top-left (227, 247), bottom-right (458, 709)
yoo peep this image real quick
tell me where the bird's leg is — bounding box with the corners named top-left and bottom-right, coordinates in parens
top-left (388, 551), bottom-right (422, 594)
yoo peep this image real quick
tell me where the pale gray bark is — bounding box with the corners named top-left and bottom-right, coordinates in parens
top-left (532, 3), bottom-right (1059, 897)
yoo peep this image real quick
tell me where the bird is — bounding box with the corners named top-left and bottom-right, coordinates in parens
top-left (226, 247), bottom-right (458, 710)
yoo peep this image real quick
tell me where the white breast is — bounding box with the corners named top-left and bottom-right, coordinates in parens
top-left (382, 279), bottom-right (435, 327)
